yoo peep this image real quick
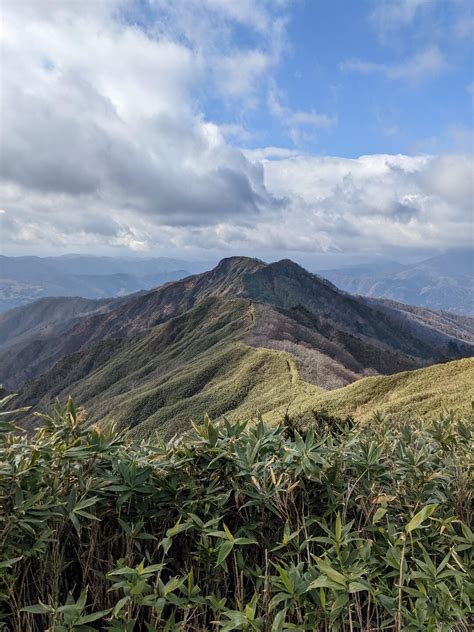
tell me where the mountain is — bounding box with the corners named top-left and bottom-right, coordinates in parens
top-left (0, 254), bottom-right (212, 311)
top-left (10, 256), bottom-right (474, 436)
top-left (320, 249), bottom-right (474, 315)
top-left (0, 294), bottom-right (146, 386)
top-left (4, 256), bottom-right (474, 391)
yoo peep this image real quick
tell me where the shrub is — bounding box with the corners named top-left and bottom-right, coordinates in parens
top-left (0, 396), bottom-right (472, 630)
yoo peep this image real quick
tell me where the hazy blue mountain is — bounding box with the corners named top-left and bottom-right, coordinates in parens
top-left (0, 255), bottom-right (212, 311)
top-left (319, 250), bottom-right (473, 315)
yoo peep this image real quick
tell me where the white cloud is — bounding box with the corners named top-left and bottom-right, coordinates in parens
top-left (193, 0), bottom-right (272, 32)
top-left (2, 151), bottom-right (472, 258)
top-left (233, 152), bottom-right (474, 255)
top-left (0, 0), bottom-right (284, 247)
top-left (268, 86), bottom-right (336, 146)
top-left (288, 111), bottom-right (335, 128)
top-left (368, 0), bottom-right (474, 54)
top-left (0, 0), bottom-right (471, 262)
top-left (243, 147), bottom-right (301, 161)
top-left (216, 50), bottom-right (271, 102)
top-left (370, 0), bottom-right (432, 40)
top-left (341, 47), bottom-right (447, 82)
top-left (144, 1), bottom-right (287, 108)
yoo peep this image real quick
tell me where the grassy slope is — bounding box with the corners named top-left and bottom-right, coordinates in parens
top-left (18, 295), bottom-right (474, 437)
top-left (260, 356), bottom-right (474, 425)
top-left (19, 298), bottom-right (310, 438)
top-left (134, 355), bottom-right (474, 436)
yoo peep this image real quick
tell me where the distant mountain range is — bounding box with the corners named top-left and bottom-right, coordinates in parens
top-left (7, 256), bottom-right (474, 437)
top-left (0, 254), bottom-right (211, 312)
top-left (3, 250), bottom-right (472, 316)
top-left (320, 249), bottom-right (474, 315)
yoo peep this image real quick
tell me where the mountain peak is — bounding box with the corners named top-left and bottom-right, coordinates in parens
top-left (205, 256), bottom-right (340, 306)
top-left (213, 256), bottom-right (266, 276)
top-left (269, 258), bottom-right (308, 275)
top-left (216, 256), bottom-right (265, 268)
top-left (265, 258), bottom-right (337, 290)
top-left (214, 257), bottom-right (311, 280)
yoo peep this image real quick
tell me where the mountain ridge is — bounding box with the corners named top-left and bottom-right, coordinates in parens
top-left (321, 249), bottom-right (474, 314)
top-left (3, 256), bottom-right (473, 392)
top-left (9, 256), bottom-right (474, 436)
top-left (0, 254), bottom-right (207, 311)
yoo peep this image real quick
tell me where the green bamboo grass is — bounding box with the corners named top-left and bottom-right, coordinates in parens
top-left (0, 397), bottom-right (472, 630)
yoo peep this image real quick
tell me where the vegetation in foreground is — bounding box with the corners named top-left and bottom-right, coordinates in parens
top-left (0, 397), bottom-right (473, 631)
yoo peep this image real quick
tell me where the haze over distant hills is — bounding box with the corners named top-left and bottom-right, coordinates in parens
top-left (0, 255), bottom-right (211, 312)
top-left (320, 249), bottom-right (474, 315)
top-left (2, 249), bottom-right (472, 316)
top-left (8, 256), bottom-right (474, 437)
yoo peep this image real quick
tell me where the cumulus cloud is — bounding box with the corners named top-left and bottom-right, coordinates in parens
top-left (237, 152), bottom-right (474, 255)
top-left (0, 1), bottom-right (283, 246)
top-left (0, 0), bottom-right (472, 261)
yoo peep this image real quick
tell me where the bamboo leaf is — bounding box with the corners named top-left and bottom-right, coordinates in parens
top-left (216, 540), bottom-right (234, 566)
top-left (406, 504), bottom-right (438, 533)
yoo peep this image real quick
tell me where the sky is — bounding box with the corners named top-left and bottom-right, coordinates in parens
top-left (0, 0), bottom-right (473, 267)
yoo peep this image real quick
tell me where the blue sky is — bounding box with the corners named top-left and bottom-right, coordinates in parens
top-left (287, 1), bottom-right (472, 155)
top-left (203, 0), bottom-right (473, 156)
top-left (1, 0), bottom-right (473, 264)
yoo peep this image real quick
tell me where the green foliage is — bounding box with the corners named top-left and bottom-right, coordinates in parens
top-left (1, 396), bottom-right (473, 630)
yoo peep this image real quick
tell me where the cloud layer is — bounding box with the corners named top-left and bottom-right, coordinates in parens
top-left (0, 1), bottom-right (472, 259)
top-left (252, 153), bottom-right (473, 255)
